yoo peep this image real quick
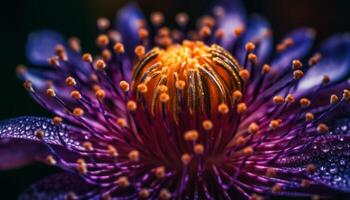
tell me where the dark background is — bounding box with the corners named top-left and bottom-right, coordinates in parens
top-left (1, 0), bottom-right (350, 199)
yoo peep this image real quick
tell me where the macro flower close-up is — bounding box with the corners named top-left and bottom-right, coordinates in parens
top-left (2, 0), bottom-right (350, 199)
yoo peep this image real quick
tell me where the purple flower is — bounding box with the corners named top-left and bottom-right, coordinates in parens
top-left (2, 0), bottom-right (350, 199)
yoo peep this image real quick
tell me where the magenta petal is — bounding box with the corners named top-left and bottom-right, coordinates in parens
top-left (19, 173), bottom-right (93, 200)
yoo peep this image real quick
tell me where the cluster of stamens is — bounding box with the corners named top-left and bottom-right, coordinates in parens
top-left (132, 40), bottom-right (242, 122)
top-left (15, 7), bottom-right (350, 200)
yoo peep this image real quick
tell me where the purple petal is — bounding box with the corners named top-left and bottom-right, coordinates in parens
top-left (19, 173), bottom-right (93, 200)
top-left (211, 0), bottom-right (246, 49)
top-left (277, 117), bottom-right (350, 192)
top-left (0, 139), bottom-right (48, 170)
top-left (236, 14), bottom-right (272, 65)
top-left (26, 30), bottom-right (92, 78)
top-left (271, 28), bottom-right (316, 71)
top-left (0, 116), bottom-right (81, 147)
top-left (26, 30), bottom-right (65, 66)
top-left (0, 116), bottom-right (84, 169)
top-left (298, 33), bottom-right (350, 92)
top-left (116, 3), bottom-right (145, 57)
top-left (18, 68), bottom-right (50, 89)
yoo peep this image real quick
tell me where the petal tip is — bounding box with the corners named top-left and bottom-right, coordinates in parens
top-left (26, 30), bottom-right (65, 66)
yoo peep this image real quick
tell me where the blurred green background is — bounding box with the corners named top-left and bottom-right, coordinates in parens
top-left (1, 0), bottom-right (350, 199)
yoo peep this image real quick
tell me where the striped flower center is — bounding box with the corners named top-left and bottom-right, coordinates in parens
top-left (131, 40), bottom-right (242, 123)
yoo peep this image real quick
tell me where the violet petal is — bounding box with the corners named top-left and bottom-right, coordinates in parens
top-left (26, 30), bottom-right (65, 66)
top-left (211, 0), bottom-right (246, 49)
top-left (0, 116), bottom-right (83, 150)
top-left (277, 118), bottom-right (350, 192)
top-left (298, 33), bottom-right (350, 92)
top-left (0, 139), bottom-right (48, 170)
top-left (116, 3), bottom-right (145, 58)
top-left (19, 173), bottom-right (93, 200)
top-left (236, 14), bottom-right (272, 65)
top-left (271, 28), bottom-right (315, 71)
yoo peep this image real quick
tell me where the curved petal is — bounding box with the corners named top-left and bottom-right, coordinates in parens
top-left (26, 30), bottom-right (65, 66)
top-left (116, 3), bottom-right (145, 58)
top-left (236, 14), bottom-right (272, 65)
top-left (26, 30), bottom-right (92, 79)
top-left (298, 33), bottom-right (350, 92)
top-left (277, 117), bottom-right (350, 192)
top-left (0, 116), bottom-right (83, 147)
top-left (211, 0), bottom-right (246, 49)
top-left (0, 139), bottom-right (49, 170)
top-left (271, 28), bottom-right (316, 71)
top-left (19, 173), bottom-right (94, 200)
top-left (0, 116), bottom-right (85, 169)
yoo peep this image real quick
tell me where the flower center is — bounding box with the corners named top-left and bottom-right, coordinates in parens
top-left (131, 41), bottom-right (242, 122)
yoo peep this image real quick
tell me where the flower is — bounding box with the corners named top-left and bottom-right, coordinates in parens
top-left (2, 0), bottom-right (350, 199)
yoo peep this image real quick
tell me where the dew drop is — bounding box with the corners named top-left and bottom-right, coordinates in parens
top-left (329, 163), bottom-right (338, 174)
top-left (321, 145), bottom-right (330, 153)
top-left (340, 159), bottom-right (346, 166)
top-left (341, 125), bottom-right (348, 132)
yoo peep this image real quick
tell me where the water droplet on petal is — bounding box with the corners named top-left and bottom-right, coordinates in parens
top-left (329, 163), bottom-right (338, 174)
top-left (321, 145), bottom-right (330, 153)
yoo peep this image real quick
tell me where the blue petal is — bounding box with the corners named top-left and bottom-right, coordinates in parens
top-left (298, 33), bottom-right (350, 91)
top-left (116, 3), bottom-right (145, 57)
top-left (25, 30), bottom-right (92, 81)
top-left (26, 30), bottom-right (65, 66)
top-left (19, 173), bottom-right (93, 200)
top-left (236, 14), bottom-right (272, 65)
top-left (212, 0), bottom-right (246, 49)
top-left (18, 68), bottom-right (49, 89)
top-left (271, 28), bottom-right (315, 71)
